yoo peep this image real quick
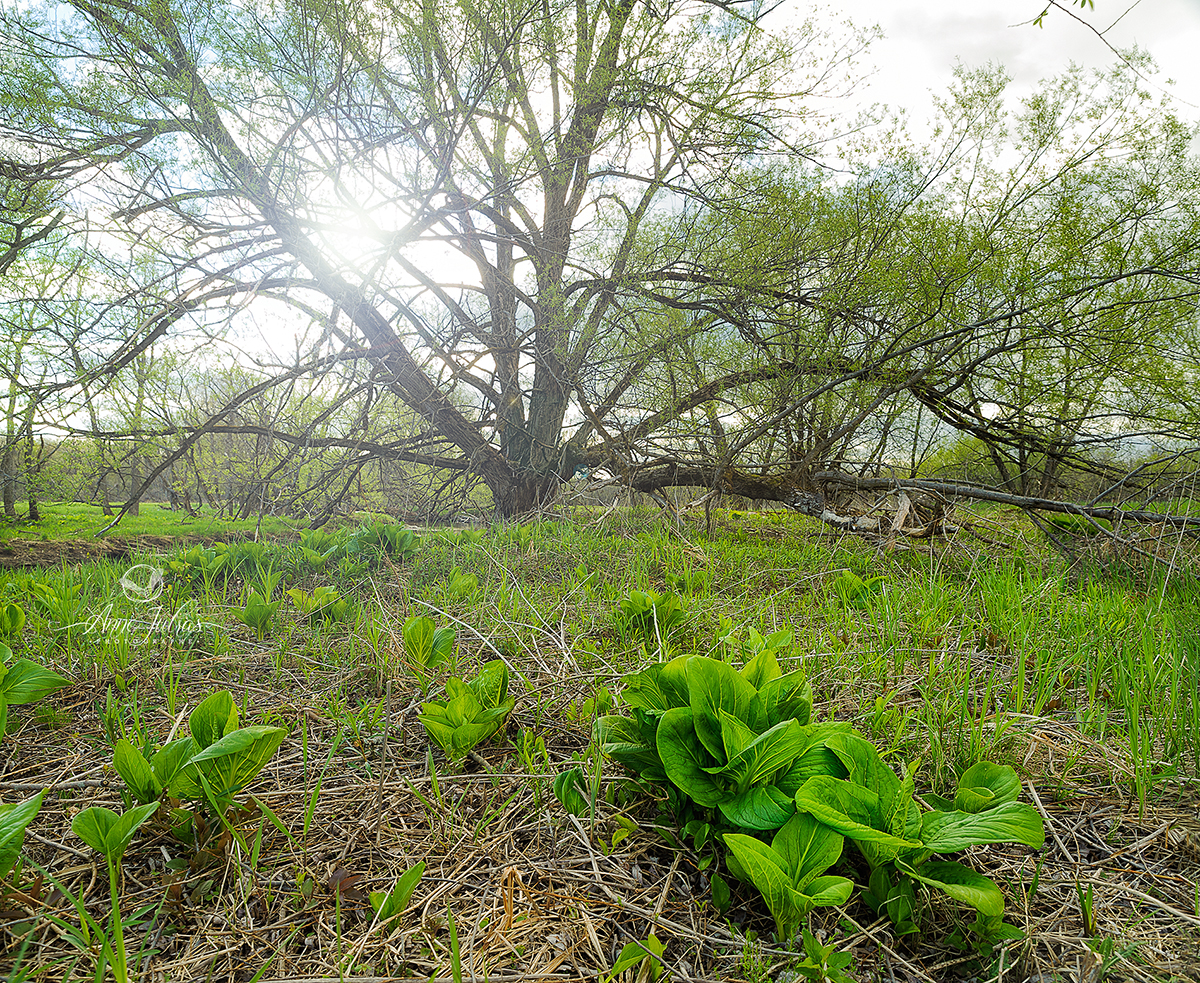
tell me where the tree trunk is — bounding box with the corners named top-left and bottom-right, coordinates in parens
top-left (1, 443), bottom-right (15, 519)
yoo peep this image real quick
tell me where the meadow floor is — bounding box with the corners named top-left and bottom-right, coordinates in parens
top-left (1, 503), bottom-right (1198, 982)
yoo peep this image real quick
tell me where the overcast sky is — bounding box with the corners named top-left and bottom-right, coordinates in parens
top-left (786, 0), bottom-right (1200, 127)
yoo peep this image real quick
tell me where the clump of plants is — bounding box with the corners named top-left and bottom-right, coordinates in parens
top-left (419, 659), bottom-right (515, 763)
top-left (111, 689), bottom-right (287, 852)
top-left (596, 648), bottom-right (1045, 947)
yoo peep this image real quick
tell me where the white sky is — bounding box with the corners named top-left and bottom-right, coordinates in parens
top-left (790, 0), bottom-right (1200, 126)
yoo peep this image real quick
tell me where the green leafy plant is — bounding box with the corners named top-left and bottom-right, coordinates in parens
top-left (71, 801), bottom-right (160, 983)
top-left (0, 642), bottom-right (72, 739)
top-left (348, 521), bottom-right (420, 561)
top-left (0, 789), bottom-right (43, 883)
top-left (791, 929), bottom-right (857, 982)
top-left (419, 660), bottom-right (515, 763)
top-left (236, 590), bottom-right (281, 640)
top-left (444, 566), bottom-right (481, 601)
top-left (369, 861), bottom-right (425, 923)
top-left (0, 601), bottom-right (26, 635)
top-left (165, 543), bottom-right (230, 586)
top-left (402, 615), bottom-right (456, 694)
top-left (111, 690), bottom-right (287, 849)
top-left (723, 812), bottom-right (853, 942)
top-left (830, 571), bottom-right (885, 609)
top-left (596, 651), bottom-right (848, 829)
top-left (29, 582), bottom-right (87, 642)
top-left (793, 748), bottom-right (1045, 938)
top-left (614, 588), bottom-right (687, 647)
top-left (287, 585), bottom-right (354, 626)
top-left (603, 933), bottom-right (665, 983)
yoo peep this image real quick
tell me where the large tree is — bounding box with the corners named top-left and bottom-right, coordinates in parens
top-left (0, 0), bottom-right (876, 515)
top-left (1, 0), bottom-right (1197, 525)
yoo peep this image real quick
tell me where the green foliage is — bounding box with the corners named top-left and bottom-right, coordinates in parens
top-left (418, 660), bottom-right (515, 763)
top-left (614, 589), bottom-right (687, 647)
top-left (165, 543), bottom-right (230, 586)
top-left (444, 566), bottom-right (481, 601)
top-left (830, 571), bottom-right (885, 610)
top-left (0, 789), bottom-right (43, 882)
top-left (0, 641), bottom-right (71, 739)
top-left (603, 933), bottom-right (665, 983)
top-left (71, 801), bottom-right (161, 983)
top-left (111, 690), bottom-right (286, 832)
top-left (596, 651), bottom-right (841, 829)
top-left (0, 601), bottom-right (25, 635)
top-left (236, 590), bottom-right (281, 639)
top-left (348, 521), bottom-right (419, 561)
top-left (552, 767), bottom-right (592, 817)
top-left (793, 746), bottom-right (1045, 937)
top-left (369, 861), bottom-right (425, 922)
top-left (791, 929), bottom-right (857, 983)
top-left (401, 616), bottom-right (456, 694)
top-left (723, 812), bottom-right (854, 941)
top-left (28, 582), bottom-right (86, 640)
top-left (287, 585), bottom-right (354, 625)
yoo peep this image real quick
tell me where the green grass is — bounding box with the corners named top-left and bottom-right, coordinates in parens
top-left (0, 500), bottom-right (299, 541)
top-left (3, 503), bottom-right (1198, 982)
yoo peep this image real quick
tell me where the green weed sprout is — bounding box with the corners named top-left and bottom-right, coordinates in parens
top-left (288, 586), bottom-right (354, 626)
top-left (419, 660), bottom-right (514, 763)
top-left (0, 789), bottom-right (44, 882)
top-left (71, 802), bottom-right (159, 983)
top-left (236, 590), bottom-right (281, 640)
top-left (402, 616), bottom-right (455, 694)
top-left (369, 861), bottom-right (425, 924)
top-left (603, 933), bottom-right (665, 983)
top-left (0, 601), bottom-right (25, 635)
top-left (723, 813), bottom-right (853, 943)
top-left (0, 642), bottom-right (72, 739)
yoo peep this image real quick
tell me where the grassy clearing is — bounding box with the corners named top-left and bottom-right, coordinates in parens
top-left (0, 501), bottom-right (299, 543)
top-left (1, 503), bottom-right (1198, 982)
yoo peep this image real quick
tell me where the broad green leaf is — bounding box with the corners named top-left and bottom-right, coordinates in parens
top-left (0, 603), bottom-right (26, 635)
top-left (825, 733), bottom-right (901, 804)
top-left (904, 860), bottom-right (1006, 917)
top-left (402, 616), bottom-right (436, 664)
top-left (0, 659), bottom-right (71, 704)
top-left (553, 768), bottom-right (591, 817)
top-left (113, 739), bottom-right (162, 804)
top-left (919, 802), bottom-right (1046, 852)
top-left (0, 790), bottom-right (42, 880)
top-left (772, 811), bottom-right (845, 889)
top-left (594, 712), bottom-right (665, 780)
top-left (719, 708), bottom-right (759, 763)
top-left (370, 860), bottom-right (425, 920)
top-left (105, 802), bottom-right (160, 860)
top-left (190, 725), bottom-right (287, 803)
top-left (470, 660), bottom-right (509, 709)
top-left (955, 762), bottom-right (1022, 813)
top-left (794, 776), bottom-right (923, 867)
top-left (739, 648), bottom-right (781, 689)
top-left (803, 874), bottom-right (855, 906)
top-left (687, 657), bottom-right (763, 760)
top-left (657, 654), bottom-right (694, 708)
top-left (429, 627), bottom-right (456, 665)
top-left (189, 690), bottom-right (238, 750)
top-left (758, 671), bottom-right (813, 726)
top-left (151, 737), bottom-right (198, 787)
top-left (718, 784), bottom-right (795, 830)
top-left (72, 805), bottom-right (118, 855)
top-left (722, 833), bottom-right (807, 940)
top-left (727, 718), bottom-right (805, 789)
top-left (0, 701), bottom-right (8, 740)
top-left (657, 707), bottom-right (726, 807)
